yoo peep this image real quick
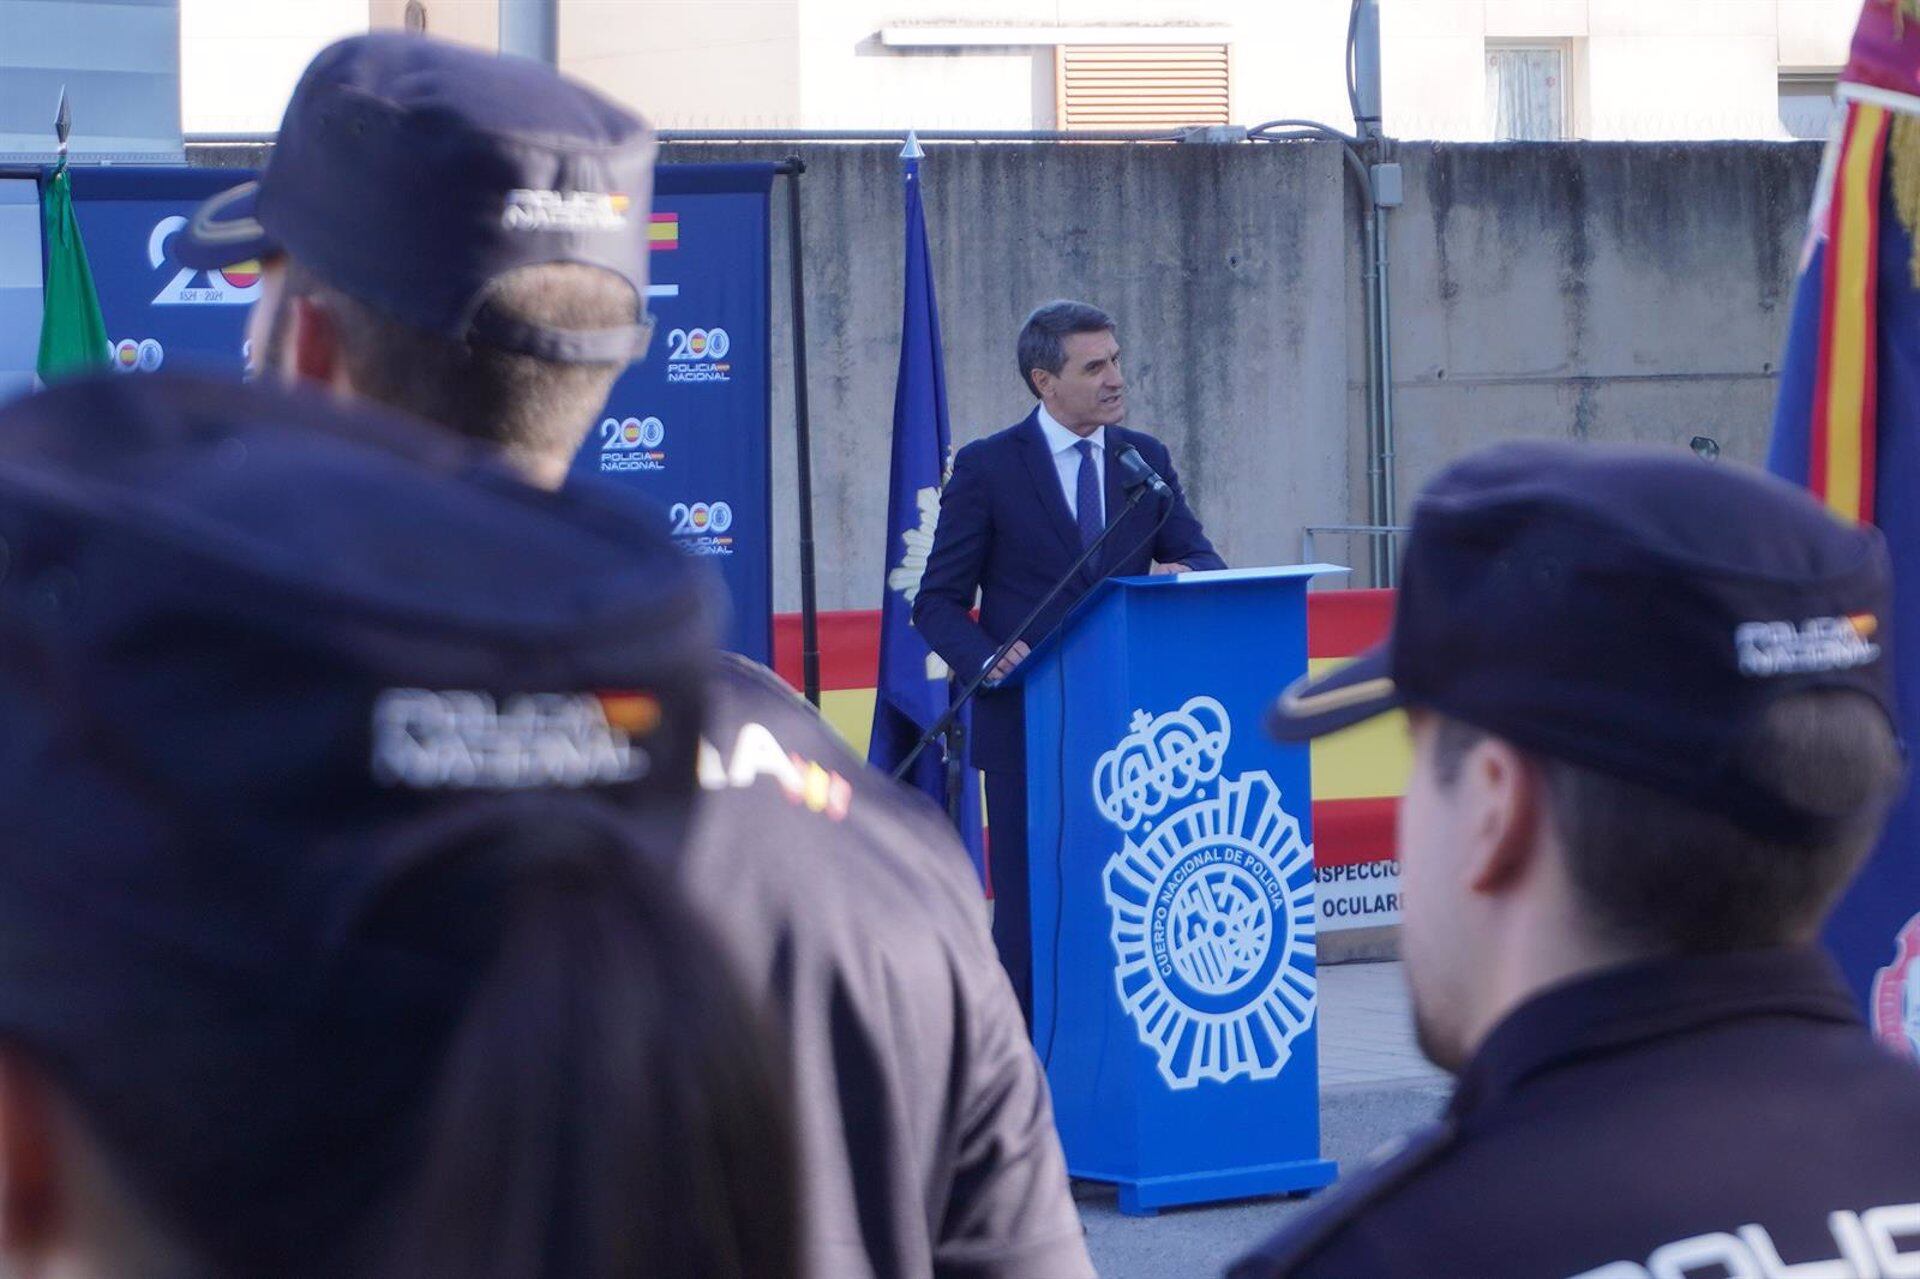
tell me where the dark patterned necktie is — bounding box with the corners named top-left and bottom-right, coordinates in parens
top-left (1075, 439), bottom-right (1102, 549)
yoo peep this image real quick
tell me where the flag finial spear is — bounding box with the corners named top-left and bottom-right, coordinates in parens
top-left (54, 86), bottom-right (71, 156)
top-left (900, 131), bottom-right (925, 162)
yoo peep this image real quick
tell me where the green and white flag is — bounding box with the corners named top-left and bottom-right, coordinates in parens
top-left (35, 164), bottom-right (108, 385)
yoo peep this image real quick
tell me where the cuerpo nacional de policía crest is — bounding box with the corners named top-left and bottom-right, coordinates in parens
top-left (1097, 696), bottom-right (1318, 1090)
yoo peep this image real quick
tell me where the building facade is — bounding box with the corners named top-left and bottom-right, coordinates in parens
top-left (176, 0), bottom-right (1863, 142)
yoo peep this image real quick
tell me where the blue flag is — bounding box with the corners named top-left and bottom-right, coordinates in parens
top-left (1769, 66), bottom-right (1920, 1056)
top-left (868, 151), bottom-right (986, 882)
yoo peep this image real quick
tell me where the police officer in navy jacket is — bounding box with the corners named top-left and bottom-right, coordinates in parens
top-left (1237, 441), bottom-right (1920, 1279)
top-left (174, 36), bottom-right (1093, 1279)
top-left (913, 299), bottom-right (1223, 1025)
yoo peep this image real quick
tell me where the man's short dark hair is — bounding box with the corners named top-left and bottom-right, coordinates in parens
top-left (1431, 692), bottom-right (1905, 951)
top-left (1017, 300), bottom-right (1116, 398)
top-left (277, 261), bottom-right (636, 466)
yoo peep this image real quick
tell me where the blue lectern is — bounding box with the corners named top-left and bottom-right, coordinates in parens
top-left (1008, 565), bottom-right (1343, 1215)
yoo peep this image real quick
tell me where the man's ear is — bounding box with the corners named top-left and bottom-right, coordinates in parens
top-left (0, 1051), bottom-right (64, 1258)
top-left (289, 293), bottom-right (347, 388)
top-left (1028, 368), bottom-right (1053, 400)
top-left (1460, 737), bottom-right (1545, 896)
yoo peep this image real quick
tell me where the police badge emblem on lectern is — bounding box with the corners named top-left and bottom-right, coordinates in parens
top-left (1097, 697), bottom-right (1319, 1090)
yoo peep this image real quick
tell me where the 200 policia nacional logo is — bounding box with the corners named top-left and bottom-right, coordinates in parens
top-left (669, 500), bottom-right (735, 557)
top-left (664, 327), bottom-right (732, 385)
top-left (597, 415), bottom-right (667, 473)
top-left (1098, 696), bottom-right (1318, 1090)
top-left (150, 217), bottom-right (263, 306)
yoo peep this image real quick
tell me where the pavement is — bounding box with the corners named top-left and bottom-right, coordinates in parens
top-left (1078, 960), bottom-right (1452, 1279)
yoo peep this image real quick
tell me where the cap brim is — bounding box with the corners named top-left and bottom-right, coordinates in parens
top-left (1265, 643), bottom-right (1403, 741)
top-left (172, 180), bottom-right (281, 270)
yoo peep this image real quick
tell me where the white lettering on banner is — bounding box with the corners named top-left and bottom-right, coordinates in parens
top-left (148, 216), bottom-right (265, 307)
top-left (670, 501), bottom-right (736, 558)
top-left (1098, 697), bottom-right (1319, 1090)
top-left (665, 364), bottom-right (732, 385)
top-left (372, 689), bottom-right (655, 790)
top-left (598, 416), bottom-right (667, 473)
top-left (664, 326), bottom-right (733, 385)
top-left (1566, 1203), bottom-right (1920, 1279)
top-left (1316, 857), bottom-right (1401, 931)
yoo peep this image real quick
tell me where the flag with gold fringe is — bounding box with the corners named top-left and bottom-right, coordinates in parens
top-left (1769, 0), bottom-right (1920, 1054)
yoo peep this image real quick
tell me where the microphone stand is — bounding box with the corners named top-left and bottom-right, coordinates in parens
top-left (893, 482), bottom-right (1156, 783)
top-left (944, 671), bottom-right (966, 828)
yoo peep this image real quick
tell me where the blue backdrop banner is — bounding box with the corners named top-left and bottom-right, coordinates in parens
top-left (66, 167), bottom-right (259, 379)
top-left (55, 163), bottom-right (777, 665)
top-left (569, 162), bottom-right (777, 663)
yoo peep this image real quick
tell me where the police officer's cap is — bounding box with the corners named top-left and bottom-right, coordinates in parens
top-left (1267, 440), bottom-right (1897, 838)
top-left (175, 32), bottom-right (657, 363)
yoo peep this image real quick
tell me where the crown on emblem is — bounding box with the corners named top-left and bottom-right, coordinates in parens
top-left (1092, 695), bottom-right (1231, 831)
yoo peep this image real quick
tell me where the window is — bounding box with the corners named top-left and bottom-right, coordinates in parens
top-left (1486, 43), bottom-right (1569, 141)
top-left (1055, 44), bottom-right (1231, 132)
top-left (1780, 72), bottom-right (1841, 141)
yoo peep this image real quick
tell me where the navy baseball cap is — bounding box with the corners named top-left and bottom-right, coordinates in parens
top-left (174, 32), bottom-right (656, 363)
top-left (1267, 441), bottom-right (1897, 837)
top-left (0, 373), bottom-right (714, 1268)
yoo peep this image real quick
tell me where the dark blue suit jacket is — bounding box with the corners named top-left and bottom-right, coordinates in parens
top-left (911, 410), bottom-right (1224, 772)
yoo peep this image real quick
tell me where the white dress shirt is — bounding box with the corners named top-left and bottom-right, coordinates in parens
top-left (1036, 405), bottom-right (1106, 526)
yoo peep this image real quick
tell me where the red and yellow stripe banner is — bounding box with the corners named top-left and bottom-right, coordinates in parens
top-left (1811, 102), bottom-right (1891, 523)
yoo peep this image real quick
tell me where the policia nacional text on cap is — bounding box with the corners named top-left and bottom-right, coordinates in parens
top-left (174, 32), bottom-right (658, 367)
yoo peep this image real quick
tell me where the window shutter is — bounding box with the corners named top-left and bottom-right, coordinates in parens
top-left (1055, 44), bottom-right (1231, 132)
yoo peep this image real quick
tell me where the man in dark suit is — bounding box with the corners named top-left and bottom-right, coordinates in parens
top-left (912, 299), bottom-right (1224, 1024)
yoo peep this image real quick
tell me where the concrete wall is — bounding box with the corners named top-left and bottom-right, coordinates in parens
top-left (652, 139), bottom-right (1820, 609)
top-left (1378, 140), bottom-right (1818, 521)
top-left (656, 141), bottom-right (1359, 610)
top-left (190, 137), bottom-right (1825, 608)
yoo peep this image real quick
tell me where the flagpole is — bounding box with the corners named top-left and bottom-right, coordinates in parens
top-left (54, 86), bottom-right (70, 173)
top-left (898, 132), bottom-right (965, 824)
top-left (784, 155), bottom-right (823, 707)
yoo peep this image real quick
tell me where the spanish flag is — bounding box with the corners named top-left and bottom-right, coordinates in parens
top-left (1770, 0), bottom-right (1920, 1047)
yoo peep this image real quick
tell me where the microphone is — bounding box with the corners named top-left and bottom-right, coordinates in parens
top-left (1111, 443), bottom-right (1172, 499)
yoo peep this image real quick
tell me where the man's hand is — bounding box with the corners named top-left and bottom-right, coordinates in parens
top-left (989, 640), bottom-right (1031, 682)
top-left (1150, 561), bottom-right (1192, 576)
